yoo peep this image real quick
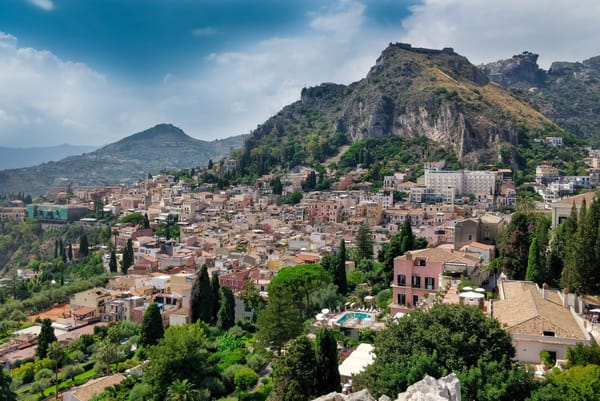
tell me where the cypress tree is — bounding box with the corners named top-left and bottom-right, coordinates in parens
top-left (272, 336), bottom-right (317, 401)
top-left (126, 239), bottom-right (134, 265)
top-left (355, 223), bottom-right (374, 261)
top-left (36, 319), bottom-right (57, 359)
top-left (54, 240), bottom-right (59, 259)
top-left (525, 237), bottom-right (541, 284)
top-left (67, 244), bottom-right (73, 261)
top-left (315, 328), bottom-right (341, 395)
top-left (140, 303), bottom-right (164, 347)
top-left (79, 234), bottom-right (89, 258)
top-left (210, 272), bottom-right (221, 324)
top-left (399, 218), bottom-right (415, 253)
top-left (335, 240), bottom-right (348, 295)
top-left (190, 265), bottom-right (213, 324)
top-left (109, 250), bottom-right (118, 273)
top-left (143, 213), bottom-right (150, 229)
top-left (218, 287), bottom-right (236, 330)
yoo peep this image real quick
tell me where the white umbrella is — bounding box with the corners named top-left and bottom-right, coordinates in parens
top-left (316, 313), bottom-right (325, 321)
top-left (475, 288), bottom-right (486, 293)
top-left (321, 308), bottom-right (330, 315)
top-left (590, 308), bottom-right (600, 313)
top-left (462, 286), bottom-right (473, 291)
top-left (459, 291), bottom-right (485, 299)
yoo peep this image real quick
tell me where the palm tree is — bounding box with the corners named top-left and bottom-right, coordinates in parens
top-left (165, 379), bottom-right (206, 401)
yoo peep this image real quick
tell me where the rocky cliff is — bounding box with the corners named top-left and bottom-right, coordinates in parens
top-left (238, 43), bottom-right (555, 175)
top-left (481, 52), bottom-right (600, 144)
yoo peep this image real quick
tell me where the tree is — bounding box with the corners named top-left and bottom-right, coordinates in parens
top-left (121, 239), bottom-right (134, 275)
top-left (79, 234), bottom-right (89, 258)
top-left (355, 223), bottom-right (374, 261)
top-left (234, 367), bottom-right (259, 392)
top-left (0, 368), bottom-right (16, 401)
top-left (354, 304), bottom-right (525, 399)
top-left (48, 341), bottom-right (64, 400)
top-left (143, 213), bottom-right (151, 229)
top-left (271, 176), bottom-right (283, 195)
top-left (165, 378), bottom-right (208, 401)
top-left (210, 272), bottom-right (221, 324)
top-left (190, 265), bottom-right (213, 324)
top-left (67, 244), bottom-right (73, 261)
top-left (272, 336), bottom-right (317, 401)
top-left (239, 280), bottom-right (266, 322)
top-left (207, 159), bottom-right (213, 170)
top-left (315, 328), bottom-right (340, 395)
top-left (335, 240), bottom-right (348, 295)
top-left (36, 318), bottom-right (57, 359)
top-left (144, 323), bottom-right (211, 401)
top-left (109, 250), bottom-right (117, 273)
top-left (54, 239), bottom-right (59, 259)
top-left (217, 287), bottom-right (235, 330)
top-left (140, 303), bottom-right (165, 347)
top-left (525, 237), bottom-right (541, 284)
top-left (257, 286), bottom-right (304, 354)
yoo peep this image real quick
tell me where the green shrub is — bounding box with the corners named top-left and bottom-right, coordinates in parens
top-left (234, 367), bottom-right (259, 392)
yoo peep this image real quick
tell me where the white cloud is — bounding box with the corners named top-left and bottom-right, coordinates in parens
top-left (192, 27), bottom-right (217, 36)
top-left (28, 0), bottom-right (54, 11)
top-left (400, 0), bottom-right (600, 68)
top-left (3, 1), bottom-right (600, 148)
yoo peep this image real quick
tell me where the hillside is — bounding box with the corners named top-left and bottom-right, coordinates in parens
top-left (481, 52), bottom-right (600, 145)
top-left (237, 43), bottom-right (560, 177)
top-left (0, 124), bottom-right (246, 196)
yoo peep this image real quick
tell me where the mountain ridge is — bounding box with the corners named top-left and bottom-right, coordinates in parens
top-left (0, 124), bottom-right (246, 197)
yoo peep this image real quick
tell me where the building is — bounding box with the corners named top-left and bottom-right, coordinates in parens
top-left (550, 192), bottom-right (596, 227)
top-left (493, 280), bottom-right (590, 363)
top-left (26, 203), bottom-right (89, 223)
top-left (70, 288), bottom-right (113, 323)
top-left (389, 247), bottom-right (482, 316)
top-left (535, 165), bottom-right (560, 185)
top-left (424, 170), bottom-right (497, 197)
top-left (0, 207), bottom-right (26, 222)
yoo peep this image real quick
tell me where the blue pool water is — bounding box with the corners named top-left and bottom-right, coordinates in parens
top-left (336, 312), bottom-right (373, 324)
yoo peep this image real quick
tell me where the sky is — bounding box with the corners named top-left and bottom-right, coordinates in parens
top-left (1, 0), bottom-right (600, 147)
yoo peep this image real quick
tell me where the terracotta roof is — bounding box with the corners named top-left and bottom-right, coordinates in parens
top-left (401, 247), bottom-right (481, 265)
top-left (494, 281), bottom-right (587, 340)
top-left (469, 241), bottom-right (495, 250)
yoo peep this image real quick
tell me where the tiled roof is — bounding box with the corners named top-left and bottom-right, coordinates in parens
top-left (494, 281), bottom-right (586, 340)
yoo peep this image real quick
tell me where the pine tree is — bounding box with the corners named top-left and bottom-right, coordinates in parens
top-left (190, 265), bottom-right (213, 324)
top-left (272, 336), bottom-right (317, 401)
top-left (315, 328), bottom-right (340, 395)
top-left (218, 287), bottom-right (236, 330)
top-left (79, 234), bottom-right (89, 258)
top-left (210, 272), bottom-right (221, 324)
top-left (355, 223), bottom-right (374, 261)
top-left (525, 237), bottom-right (541, 284)
top-left (271, 176), bottom-right (283, 195)
top-left (109, 250), bottom-right (118, 273)
top-left (36, 319), bottom-right (57, 359)
top-left (335, 240), bottom-right (348, 295)
top-left (140, 303), bottom-right (164, 347)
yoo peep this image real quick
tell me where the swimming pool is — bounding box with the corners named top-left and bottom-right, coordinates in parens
top-left (336, 312), bottom-right (373, 325)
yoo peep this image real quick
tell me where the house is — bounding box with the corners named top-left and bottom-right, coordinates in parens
top-left (550, 192), bottom-right (596, 227)
top-left (389, 247), bottom-right (482, 316)
top-left (492, 280), bottom-right (591, 363)
top-left (70, 288), bottom-right (113, 323)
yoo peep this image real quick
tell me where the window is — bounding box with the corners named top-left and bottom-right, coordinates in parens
top-left (397, 293), bottom-right (406, 306)
top-left (468, 234), bottom-right (473, 241)
top-left (411, 275), bottom-right (421, 288)
top-left (425, 277), bottom-right (435, 290)
top-left (413, 295), bottom-right (419, 306)
top-left (397, 274), bottom-right (406, 286)
top-left (417, 259), bottom-right (426, 267)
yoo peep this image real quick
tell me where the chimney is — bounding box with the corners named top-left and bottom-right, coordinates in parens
top-left (563, 288), bottom-right (569, 309)
top-left (542, 283), bottom-right (548, 300)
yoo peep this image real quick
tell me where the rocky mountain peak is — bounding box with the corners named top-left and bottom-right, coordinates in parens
top-left (480, 51), bottom-right (545, 87)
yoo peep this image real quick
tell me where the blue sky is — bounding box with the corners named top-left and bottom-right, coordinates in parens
top-left (1, 0), bottom-right (600, 147)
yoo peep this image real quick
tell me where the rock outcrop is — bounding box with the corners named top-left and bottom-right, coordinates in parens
top-left (480, 51), bottom-right (545, 88)
top-left (310, 374), bottom-right (461, 401)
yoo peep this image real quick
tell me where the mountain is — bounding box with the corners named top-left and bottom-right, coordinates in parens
top-left (0, 124), bottom-right (246, 196)
top-left (0, 144), bottom-right (98, 170)
top-left (481, 52), bottom-right (600, 145)
top-left (237, 43), bottom-right (558, 177)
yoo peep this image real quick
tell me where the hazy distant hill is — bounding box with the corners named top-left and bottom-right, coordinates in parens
top-left (0, 124), bottom-right (246, 196)
top-left (0, 144), bottom-right (97, 170)
top-left (481, 52), bottom-right (600, 146)
top-left (237, 43), bottom-right (560, 177)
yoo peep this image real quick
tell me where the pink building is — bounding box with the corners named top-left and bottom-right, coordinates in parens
top-left (390, 247), bottom-right (482, 316)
